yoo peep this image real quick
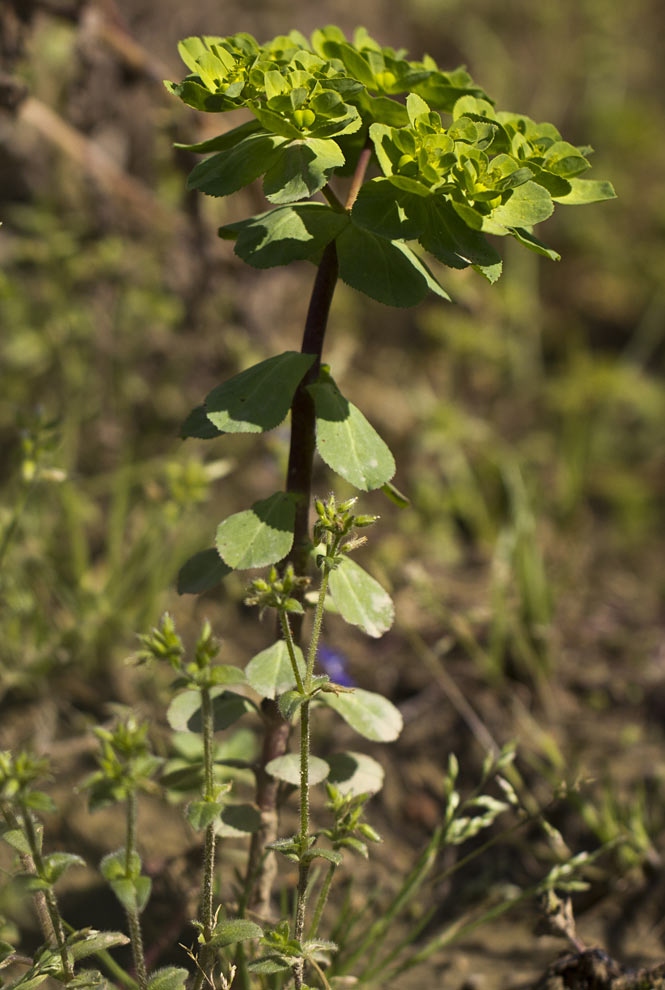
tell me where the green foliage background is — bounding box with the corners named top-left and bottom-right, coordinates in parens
top-left (0, 0), bottom-right (664, 983)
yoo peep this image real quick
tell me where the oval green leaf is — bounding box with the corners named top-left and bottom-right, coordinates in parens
top-left (265, 753), bottom-right (330, 786)
top-left (205, 352), bottom-right (316, 433)
top-left (208, 919), bottom-right (263, 948)
top-left (146, 968), bottom-right (189, 990)
top-left (307, 374), bottom-right (395, 491)
top-left (326, 751), bottom-right (385, 796)
top-left (337, 223), bottom-right (450, 307)
top-left (186, 131), bottom-right (285, 198)
top-left (167, 687), bottom-right (255, 734)
top-left (216, 803), bottom-right (262, 837)
top-left (328, 557), bottom-right (394, 638)
top-left (245, 640), bottom-right (306, 699)
top-left (319, 689), bottom-right (402, 742)
top-left (177, 548), bottom-right (232, 595)
top-left (263, 138), bottom-right (345, 204)
top-left (216, 492), bottom-right (298, 569)
top-left (491, 180), bottom-right (554, 227)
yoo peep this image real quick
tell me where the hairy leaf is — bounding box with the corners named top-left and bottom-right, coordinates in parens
top-left (328, 557), bottom-right (394, 637)
top-left (320, 688), bottom-right (402, 742)
top-left (245, 640), bottom-right (306, 699)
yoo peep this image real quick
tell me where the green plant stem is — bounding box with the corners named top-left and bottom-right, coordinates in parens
top-left (124, 791), bottom-right (148, 990)
top-left (21, 808), bottom-right (74, 982)
top-left (305, 563), bottom-right (332, 689)
top-left (246, 140), bottom-right (374, 927)
top-left (292, 562), bottom-right (334, 988)
top-left (194, 684), bottom-right (217, 990)
top-left (279, 611), bottom-right (305, 693)
top-left (1, 802), bottom-right (55, 947)
top-left (125, 909), bottom-right (148, 990)
top-left (307, 862), bottom-right (337, 940)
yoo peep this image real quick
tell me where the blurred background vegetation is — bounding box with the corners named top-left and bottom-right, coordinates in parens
top-left (1, 0), bottom-right (664, 985)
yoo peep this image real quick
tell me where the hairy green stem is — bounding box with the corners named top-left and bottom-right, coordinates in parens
top-left (1, 803), bottom-right (55, 947)
top-left (292, 559), bottom-right (334, 989)
top-left (279, 612), bottom-right (305, 694)
top-left (21, 808), bottom-right (74, 982)
top-left (193, 684), bottom-right (217, 990)
top-left (124, 791), bottom-right (148, 990)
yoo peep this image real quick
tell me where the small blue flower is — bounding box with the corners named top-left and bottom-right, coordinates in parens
top-left (317, 644), bottom-right (355, 687)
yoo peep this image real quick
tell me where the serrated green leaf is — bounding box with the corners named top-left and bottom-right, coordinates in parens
top-left (177, 548), bottom-right (232, 595)
top-left (307, 374), bottom-right (395, 491)
top-left (180, 405), bottom-right (222, 439)
top-left (263, 139), bottom-right (345, 204)
top-left (491, 180), bottom-right (553, 227)
top-left (417, 197), bottom-right (502, 272)
top-left (146, 967), bottom-right (189, 990)
top-left (326, 751), bottom-right (385, 796)
top-left (167, 688), bottom-right (255, 734)
top-left (328, 557), bottom-right (394, 638)
top-left (220, 205), bottom-right (348, 269)
top-left (265, 754), bottom-right (329, 786)
top-left (208, 919), bottom-right (263, 948)
top-left (319, 688), bottom-right (402, 742)
top-left (337, 224), bottom-right (450, 307)
top-left (245, 640), bottom-right (306, 699)
top-left (216, 803), bottom-right (261, 837)
top-left (186, 132), bottom-right (286, 198)
top-left (216, 492), bottom-right (298, 569)
top-left (351, 179), bottom-right (422, 240)
top-left (204, 352), bottom-right (315, 433)
top-left (552, 177), bottom-right (617, 205)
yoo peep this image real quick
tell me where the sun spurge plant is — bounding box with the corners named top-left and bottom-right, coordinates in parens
top-left (0, 24), bottom-right (616, 990)
top-left (162, 22), bottom-right (615, 989)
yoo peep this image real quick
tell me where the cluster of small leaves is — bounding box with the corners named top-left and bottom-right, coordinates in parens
top-left (244, 563), bottom-right (310, 617)
top-left (246, 918), bottom-right (335, 982)
top-left (317, 783), bottom-right (382, 859)
top-left (313, 493), bottom-right (377, 570)
top-left (442, 749), bottom-right (514, 846)
top-left (0, 752), bottom-right (52, 814)
top-left (82, 717), bottom-right (162, 812)
top-left (168, 25), bottom-right (615, 306)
